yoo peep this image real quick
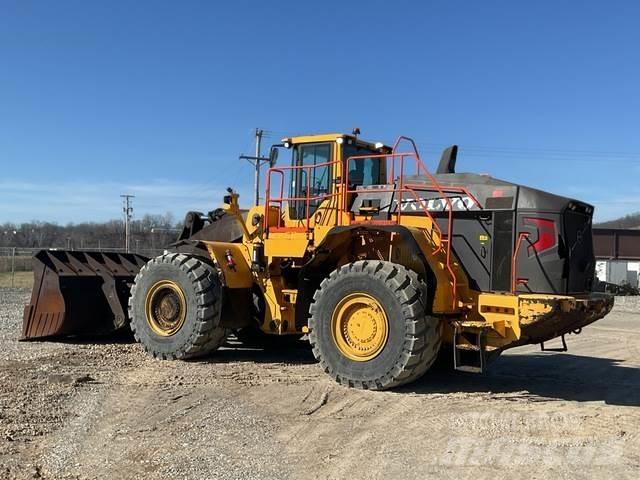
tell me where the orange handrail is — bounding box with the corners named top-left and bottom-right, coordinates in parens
top-left (512, 232), bottom-right (530, 293)
top-left (265, 160), bottom-right (343, 235)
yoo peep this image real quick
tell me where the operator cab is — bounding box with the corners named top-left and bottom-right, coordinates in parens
top-left (272, 133), bottom-right (392, 223)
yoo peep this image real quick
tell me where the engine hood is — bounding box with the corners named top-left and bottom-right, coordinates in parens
top-left (402, 172), bottom-right (593, 214)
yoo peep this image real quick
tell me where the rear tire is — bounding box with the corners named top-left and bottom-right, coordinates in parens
top-left (309, 260), bottom-right (441, 390)
top-left (128, 253), bottom-right (228, 359)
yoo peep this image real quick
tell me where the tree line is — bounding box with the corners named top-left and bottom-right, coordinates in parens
top-left (0, 213), bottom-right (182, 252)
top-left (595, 212), bottom-right (640, 229)
top-left (2, 209), bottom-right (638, 252)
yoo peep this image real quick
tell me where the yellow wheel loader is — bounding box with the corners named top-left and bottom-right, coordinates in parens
top-left (22, 132), bottom-right (614, 390)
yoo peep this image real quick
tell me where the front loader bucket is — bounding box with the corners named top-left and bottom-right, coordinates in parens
top-left (21, 250), bottom-right (149, 340)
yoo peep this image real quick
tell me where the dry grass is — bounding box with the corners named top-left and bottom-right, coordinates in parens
top-left (0, 271), bottom-right (33, 289)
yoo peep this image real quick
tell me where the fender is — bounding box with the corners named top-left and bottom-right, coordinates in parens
top-left (202, 241), bottom-right (253, 289)
top-left (300, 224), bottom-right (440, 314)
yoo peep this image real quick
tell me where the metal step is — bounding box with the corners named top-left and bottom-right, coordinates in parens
top-left (453, 327), bottom-right (486, 373)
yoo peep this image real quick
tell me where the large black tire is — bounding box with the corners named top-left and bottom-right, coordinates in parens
top-left (128, 253), bottom-right (227, 360)
top-left (309, 260), bottom-right (441, 390)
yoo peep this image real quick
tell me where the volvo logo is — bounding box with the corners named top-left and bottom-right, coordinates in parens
top-left (396, 195), bottom-right (477, 212)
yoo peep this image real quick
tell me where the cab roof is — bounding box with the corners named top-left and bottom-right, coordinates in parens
top-left (282, 133), bottom-right (390, 152)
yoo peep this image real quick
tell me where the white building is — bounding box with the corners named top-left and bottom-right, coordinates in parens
top-left (596, 260), bottom-right (640, 288)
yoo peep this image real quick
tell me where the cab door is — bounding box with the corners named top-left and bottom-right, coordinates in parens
top-left (287, 142), bottom-right (335, 225)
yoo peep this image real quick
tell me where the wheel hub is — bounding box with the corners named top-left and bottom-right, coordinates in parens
top-left (145, 280), bottom-right (187, 336)
top-left (331, 293), bottom-right (388, 361)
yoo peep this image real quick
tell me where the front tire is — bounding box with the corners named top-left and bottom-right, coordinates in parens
top-left (128, 253), bottom-right (228, 359)
top-left (309, 260), bottom-right (441, 390)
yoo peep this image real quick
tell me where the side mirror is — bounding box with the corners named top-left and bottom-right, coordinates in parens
top-left (269, 147), bottom-right (279, 167)
top-left (223, 187), bottom-right (238, 207)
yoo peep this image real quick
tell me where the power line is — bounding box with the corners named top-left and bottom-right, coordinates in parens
top-left (265, 130), bottom-right (640, 162)
top-left (418, 141), bottom-right (640, 156)
top-left (415, 142), bottom-right (640, 163)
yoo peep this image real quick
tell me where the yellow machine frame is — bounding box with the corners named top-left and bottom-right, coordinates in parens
top-left (203, 133), bottom-right (611, 355)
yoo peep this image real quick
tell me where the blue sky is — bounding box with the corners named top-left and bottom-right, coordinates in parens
top-left (1, 0), bottom-right (639, 223)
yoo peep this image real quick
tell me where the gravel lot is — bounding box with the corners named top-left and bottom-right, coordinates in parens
top-left (1, 288), bottom-right (639, 479)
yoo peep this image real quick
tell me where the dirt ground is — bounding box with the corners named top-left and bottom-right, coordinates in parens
top-left (1, 289), bottom-right (639, 480)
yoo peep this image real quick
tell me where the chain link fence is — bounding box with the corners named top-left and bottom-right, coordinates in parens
top-left (0, 246), bottom-right (163, 288)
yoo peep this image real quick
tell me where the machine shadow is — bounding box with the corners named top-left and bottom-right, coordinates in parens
top-left (198, 337), bottom-right (318, 365)
top-left (404, 352), bottom-right (640, 407)
top-left (29, 329), bottom-right (137, 345)
top-left (35, 333), bottom-right (640, 406)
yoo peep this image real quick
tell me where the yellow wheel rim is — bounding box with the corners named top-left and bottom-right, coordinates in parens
top-left (144, 280), bottom-right (187, 336)
top-left (331, 293), bottom-right (388, 362)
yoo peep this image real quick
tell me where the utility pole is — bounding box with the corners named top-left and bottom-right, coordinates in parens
top-left (239, 128), bottom-right (271, 206)
top-left (10, 247), bottom-right (15, 288)
top-left (121, 194), bottom-right (135, 253)
top-left (254, 128), bottom-right (263, 206)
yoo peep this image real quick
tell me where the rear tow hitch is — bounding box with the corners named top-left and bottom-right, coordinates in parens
top-left (540, 334), bottom-right (568, 352)
top-left (453, 327), bottom-right (487, 373)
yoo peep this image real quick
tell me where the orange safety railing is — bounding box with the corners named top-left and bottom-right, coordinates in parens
top-left (264, 136), bottom-right (484, 310)
top-left (264, 159), bottom-right (343, 233)
top-left (511, 232), bottom-right (530, 293)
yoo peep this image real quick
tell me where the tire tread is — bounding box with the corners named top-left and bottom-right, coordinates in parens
top-left (128, 253), bottom-right (227, 360)
top-left (308, 260), bottom-right (441, 390)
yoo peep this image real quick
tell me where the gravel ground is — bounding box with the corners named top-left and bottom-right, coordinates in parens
top-left (1, 288), bottom-right (639, 479)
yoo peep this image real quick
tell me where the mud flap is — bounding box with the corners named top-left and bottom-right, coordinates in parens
top-left (21, 250), bottom-right (148, 340)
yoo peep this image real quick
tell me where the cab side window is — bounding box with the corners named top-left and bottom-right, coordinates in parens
top-left (348, 157), bottom-right (382, 186)
top-left (344, 145), bottom-right (385, 187)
